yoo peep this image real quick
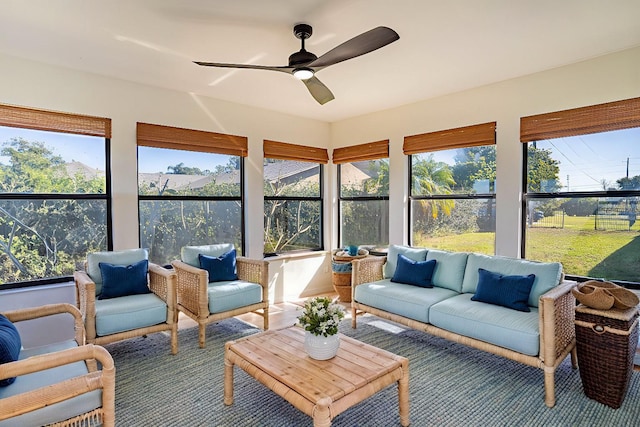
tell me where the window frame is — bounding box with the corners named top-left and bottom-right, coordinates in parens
top-left (136, 123), bottom-right (247, 261)
top-left (520, 97), bottom-right (640, 287)
top-left (0, 105), bottom-right (112, 289)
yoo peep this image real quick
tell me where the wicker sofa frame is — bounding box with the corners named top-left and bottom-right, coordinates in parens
top-left (350, 255), bottom-right (578, 408)
top-left (75, 262), bottom-right (179, 354)
top-left (0, 303), bottom-right (115, 426)
top-left (172, 256), bottom-right (269, 348)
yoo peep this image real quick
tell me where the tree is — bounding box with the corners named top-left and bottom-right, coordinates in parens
top-left (452, 146), bottom-right (496, 192)
top-left (617, 175), bottom-right (640, 190)
top-left (527, 146), bottom-right (561, 192)
top-left (166, 162), bottom-right (207, 175)
top-left (411, 154), bottom-right (456, 218)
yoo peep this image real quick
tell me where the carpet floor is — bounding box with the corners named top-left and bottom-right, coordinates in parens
top-left (105, 316), bottom-right (640, 426)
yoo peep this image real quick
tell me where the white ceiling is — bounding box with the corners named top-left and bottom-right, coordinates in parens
top-left (2, 0), bottom-right (640, 122)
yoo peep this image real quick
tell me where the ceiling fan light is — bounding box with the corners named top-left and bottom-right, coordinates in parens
top-left (293, 67), bottom-right (314, 80)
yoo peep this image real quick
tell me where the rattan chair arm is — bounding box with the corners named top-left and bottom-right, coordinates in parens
top-left (73, 270), bottom-right (98, 341)
top-left (539, 279), bottom-right (578, 363)
top-left (3, 303), bottom-right (86, 346)
top-left (237, 256), bottom-right (268, 288)
top-left (351, 256), bottom-right (386, 286)
top-left (148, 263), bottom-right (175, 302)
top-left (171, 260), bottom-right (209, 316)
top-left (0, 344), bottom-right (115, 425)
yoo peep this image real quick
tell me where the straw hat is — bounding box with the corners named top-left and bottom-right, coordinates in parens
top-left (571, 280), bottom-right (639, 310)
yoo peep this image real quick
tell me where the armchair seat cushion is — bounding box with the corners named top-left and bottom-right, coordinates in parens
top-left (95, 293), bottom-right (168, 336)
top-left (0, 340), bottom-right (102, 427)
top-left (207, 280), bottom-right (262, 314)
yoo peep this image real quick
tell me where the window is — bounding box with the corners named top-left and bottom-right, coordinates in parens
top-left (137, 123), bottom-right (246, 266)
top-left (334, 140), bottom-right (389, 250)
top-left (263, 140), bottom-right (327, 255)
top-left (522, 97), bottom-right (640, 284)
top-left (405, 122), bottom-right (496, 254)
top-left (0, 104), bottom-right (111, 288)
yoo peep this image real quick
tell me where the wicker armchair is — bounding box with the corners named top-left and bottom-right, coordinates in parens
top-left (172, 244), bottom-right (269, 348)
top-left (74, 248), bottom-right (178, 354)
top-left (0, 303), bottom-right (115, 427)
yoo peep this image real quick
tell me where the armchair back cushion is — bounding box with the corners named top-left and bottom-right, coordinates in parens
top-left (181, 243), bottom-right (235, 268)
top-left (87, 248), bottom-right (149, 295)
top-left (0, 315), bottom-right (21, 386)
top-left (462, 253), bottom-right (562, 307)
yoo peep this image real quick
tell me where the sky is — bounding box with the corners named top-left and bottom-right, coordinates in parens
top-left (1, 126), bottom-right (639, 189)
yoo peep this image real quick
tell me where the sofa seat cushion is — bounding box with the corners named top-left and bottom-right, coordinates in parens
top-left (208, 280), bottom-right (262, 314)
top-left (429, 294), bottom-right (540, 356)
top-left (95, 293), bottom-right (168, 336)
top-left (0, 340), bottom-right (102, 427)
top-left (462, 253), bottom-right (562, 307)
top-left (354, 279), bottom-right (459, 324)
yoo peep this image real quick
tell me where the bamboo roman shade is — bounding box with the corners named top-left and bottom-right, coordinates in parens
top-left (332, 140), bottom-right (389, 164)
top-left (520, 97), bottom-right (640, 142)
top-left (0, 103), bottom-right (111, 138)
top-left (263, 140), bottom-right (329, 164)
top-left (137, 122), bottom-right (248, 157)
top-left (403, 122), bottom-right (496, 155)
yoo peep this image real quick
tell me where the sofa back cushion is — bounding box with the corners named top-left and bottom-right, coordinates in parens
top-left (426, 249), bottom-right (468, 293)
top-left (383, 245), bottom-right (427, 279)
top-left (181, 243), bottom-right (235, 268)
top-left (462, 253), bottom-right (562, 307)
top-left (87, 248), bottom-right (149, 295)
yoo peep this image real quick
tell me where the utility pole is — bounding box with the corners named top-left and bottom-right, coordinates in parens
top-left (627, 157), bottom-right (630, 179)
top-left (566, 175), bottom-right (569, 192)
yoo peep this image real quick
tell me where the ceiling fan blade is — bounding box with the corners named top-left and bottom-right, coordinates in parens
top-left (308, 26), bottom-right (399, 69)
top-left (194, 61), bottom-right (294, 74)
top-left (302, 76), bottom-right (335, 105)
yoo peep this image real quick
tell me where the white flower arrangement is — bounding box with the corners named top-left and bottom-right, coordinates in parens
top-left (297, 296), bottom-right (345, 337)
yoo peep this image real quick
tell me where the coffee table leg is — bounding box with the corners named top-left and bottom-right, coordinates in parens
top-left (313, 397), bottom-right (332, 427)
top-left (224, 352), bottom-right (234, 405)
top-left (398, 362), bottom-right (410, 426)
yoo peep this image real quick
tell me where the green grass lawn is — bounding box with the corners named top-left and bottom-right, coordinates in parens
top-left (415, 215), bottom-right (640, 282)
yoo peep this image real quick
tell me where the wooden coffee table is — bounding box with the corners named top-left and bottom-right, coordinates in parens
top-left (224, 326), bottom-right (409, 427)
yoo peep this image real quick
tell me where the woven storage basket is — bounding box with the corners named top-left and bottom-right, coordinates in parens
top-left (332, 260), bottom-right (352, 302)
top-left (575, 304), bottom-right (639, 408)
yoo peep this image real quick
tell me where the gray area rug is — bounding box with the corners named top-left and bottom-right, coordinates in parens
top-left (105, 316), bottom-right (640, 426)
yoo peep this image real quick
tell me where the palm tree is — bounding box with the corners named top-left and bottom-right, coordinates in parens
top-left (412, 154), bottom-right (456, 218)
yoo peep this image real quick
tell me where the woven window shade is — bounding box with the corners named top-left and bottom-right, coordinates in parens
top-left (0, 103), bottom-right (111, 138)
top-left (332, 140), bottom-right (389, 164)
top-left (403, 122), bottom-right (496, 155)
top-left (137, 122), bottom-right (248, 157)
top-left (263, 140), bottom-right (328, 164)
top-left (521, 97), bottom-right (640, 142)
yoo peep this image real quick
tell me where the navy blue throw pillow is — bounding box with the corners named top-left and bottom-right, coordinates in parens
top-left (0, 314), bottom-right (21, 387)
top-left (98, 259), bottom-right (150, 300)
top-left (471, 268), bottom-right (536, 312)
top-left (199, 249), bottom-right (238, 282)
top-left (391, 254), bottom-right (437, 288)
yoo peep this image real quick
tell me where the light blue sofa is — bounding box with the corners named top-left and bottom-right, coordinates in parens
top-left (351, 245), bottom-right (578, 408)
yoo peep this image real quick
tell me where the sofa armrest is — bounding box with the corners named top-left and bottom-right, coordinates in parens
top-left (3, 303), bottom-right (86, 347)
top-left (171, 260), bottom-right (209, 317)
top-left (539, 279), bottom-right (578, 364)
top-left (0, 344), bottom-right (115, 426)
top-left (351, 256), bottom-right (387, 287)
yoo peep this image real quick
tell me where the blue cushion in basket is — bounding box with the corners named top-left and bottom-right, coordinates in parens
top-left (391, 254), bottom-right (437, 288)
top-left (471, 268), bottom-right (536, 312)
top-left (0, 314), bottom-right (21, 387)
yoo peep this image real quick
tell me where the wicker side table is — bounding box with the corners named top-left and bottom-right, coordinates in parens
top-left (331, 249), bottom-right (368, 303)
top-left (575, 304), bottom-right (639, 408)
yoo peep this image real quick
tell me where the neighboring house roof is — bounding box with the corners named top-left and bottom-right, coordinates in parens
top-left (64, 161), bottom-right (105, 179)
top-left (263, 160), bottom-right (317, 183)
top-left (340, 161), bottom-right (378, 188)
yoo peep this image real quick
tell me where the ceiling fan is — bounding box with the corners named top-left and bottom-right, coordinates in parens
top-left (194, 24), bottom-right (399, 105)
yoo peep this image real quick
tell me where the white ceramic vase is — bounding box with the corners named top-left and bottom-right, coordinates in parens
top-left (304, 331), bottom-right (340, 360)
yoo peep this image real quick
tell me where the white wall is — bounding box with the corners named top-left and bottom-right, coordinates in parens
top-left (329, 46), bottom-right (640, 257)
top-left (1, 45), bottom-right (639, 313)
